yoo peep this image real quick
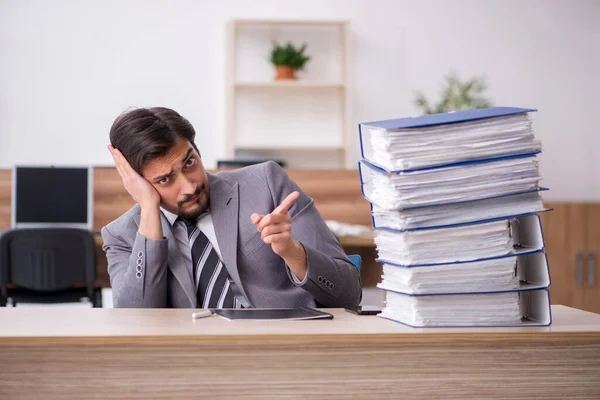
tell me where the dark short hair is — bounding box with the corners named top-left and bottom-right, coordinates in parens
top-left (109, 107), bottom-right (199, 174)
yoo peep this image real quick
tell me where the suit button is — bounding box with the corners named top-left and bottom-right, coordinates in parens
top-left (138, 251), bottom-right (143, 257)
top-left (136, 271), bottom-right (143, 279)
top-left (137, 258), bottom-right (143, 266)
top-left (136, 265), bottom-right (142, 273)
top-left (318, 276), bottom-right (323, 283)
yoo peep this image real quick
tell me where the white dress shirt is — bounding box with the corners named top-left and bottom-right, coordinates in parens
top-left (160, 207), bottom-right (252, 308)
top-left (160, 206), bottom-right (306, 303)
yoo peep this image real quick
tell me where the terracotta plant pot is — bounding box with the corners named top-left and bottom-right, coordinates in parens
top-left (275, 66), bottom-right (296, 80)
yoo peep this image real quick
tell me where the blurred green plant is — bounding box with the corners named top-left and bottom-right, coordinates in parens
top-left (269, 41), bottom-right (311, 70)
top-left (414, 71), bottom-right (493, 115)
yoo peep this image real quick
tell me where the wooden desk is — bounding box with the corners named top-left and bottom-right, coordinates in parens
top-left (1, 306), bottom-right (599, 399)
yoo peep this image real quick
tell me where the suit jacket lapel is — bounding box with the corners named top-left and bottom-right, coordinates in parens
top-left (207, 173), bottom-right (249, 303)
top-left (133, 208), bottom-right (197, 307)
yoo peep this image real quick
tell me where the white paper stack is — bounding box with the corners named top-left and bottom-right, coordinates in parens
top-left (379, 290), bottom-right (551, 327)
top-left (379, 258), bottom-right (521, 295)
top-left (378, 252), bottom-right (550, 295)
top-left (360, 156), bottom-right (541, 210)
top-left (375, 219), bottom-right (515, 266)
top-left (356, 107), bottom-right (552, 327)
top-left (380, 291), bottom-right (523, 327)
top-left (360, 113), bottom-right (541, 172)
top-left (371, 191), bottom-right (547, 231)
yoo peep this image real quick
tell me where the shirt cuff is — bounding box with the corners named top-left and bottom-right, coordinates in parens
top-left (288, 264), bottom-right (309, 285)
top-left (286, 241), bottom-right (309, 285)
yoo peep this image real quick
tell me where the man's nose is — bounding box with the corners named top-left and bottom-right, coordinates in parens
top-left (180, 176), bottom-right (197, 195)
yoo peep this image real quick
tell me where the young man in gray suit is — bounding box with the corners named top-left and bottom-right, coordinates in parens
top-left (102, 107), bottom-right (362, 309)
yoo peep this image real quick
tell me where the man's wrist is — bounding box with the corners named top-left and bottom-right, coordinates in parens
top-left (139, 200), bottom-right (161, 212)
top-left (282, 240), bottom-right (308, 281)
top-left (139, 205), bottom-right (163, 240)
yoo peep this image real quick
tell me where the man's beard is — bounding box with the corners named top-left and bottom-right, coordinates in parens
top-left (176, 184), bottom-right (209, 220)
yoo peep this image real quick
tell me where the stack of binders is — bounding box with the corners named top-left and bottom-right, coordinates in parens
top-left (357, 107), bottom-right (553, 327)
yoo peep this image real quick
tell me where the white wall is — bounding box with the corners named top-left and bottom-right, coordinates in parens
top-left (1, 0), bottom-right (599, 200)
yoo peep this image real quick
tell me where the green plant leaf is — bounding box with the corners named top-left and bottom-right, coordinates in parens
top-left (269, 41), bottom-right (311, 70)
top-left (414, 71), bottom-right (493, 115)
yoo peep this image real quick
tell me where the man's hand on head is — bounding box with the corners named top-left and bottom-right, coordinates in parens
top-left (108, 145), bottom-right (161, 211)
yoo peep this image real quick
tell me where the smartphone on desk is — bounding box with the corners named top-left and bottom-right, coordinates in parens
top-left (345, 305), bottom-right (382, 315)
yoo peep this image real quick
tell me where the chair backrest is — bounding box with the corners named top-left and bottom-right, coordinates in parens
top-left (347, 254), bottom-right (362, 272)
top-left (0, 228), bottom-right (96, 297)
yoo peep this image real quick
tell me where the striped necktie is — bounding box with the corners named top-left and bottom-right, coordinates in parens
top-left (181, 218), bottom-right (234, 309)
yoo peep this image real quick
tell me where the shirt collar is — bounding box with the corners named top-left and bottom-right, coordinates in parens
top-left (160, 207), bottom-right (179, 227)
top-left (159, 206), bottom-right (211, 228)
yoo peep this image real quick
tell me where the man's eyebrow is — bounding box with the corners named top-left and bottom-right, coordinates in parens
top-left (152, 170), bottom-right (173, 182)
top-left (151, 149), bottom-right (194, 182)
top-left (181, 148), bottom-right (193, 163)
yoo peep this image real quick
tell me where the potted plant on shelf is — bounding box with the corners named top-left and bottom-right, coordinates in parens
top-left (269, 41), bottom-right (311, 80)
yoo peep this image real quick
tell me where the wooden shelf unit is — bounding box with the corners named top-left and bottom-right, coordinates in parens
top-left (225, 19), bottom-right (351, 169)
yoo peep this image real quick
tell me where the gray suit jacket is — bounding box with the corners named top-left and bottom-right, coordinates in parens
top-left (101, 161), bottom-right (362, 308)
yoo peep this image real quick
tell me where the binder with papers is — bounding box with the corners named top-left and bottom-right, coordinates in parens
top-left (359, 156), bottom-right (543, 211)
top-left (378, 289), bottom-right (552, 328)
top-left (374, 214), bottom-right (545, 267)
top-left (358, 107), bottom-right (540, 172)
top-left (377, 251), bottom-right (550, 295)
top-left (355, 106), bottom-right (553, 328)
top-left (371, 191), bottom-right (550, 231)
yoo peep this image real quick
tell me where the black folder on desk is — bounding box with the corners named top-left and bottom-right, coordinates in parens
top-left (213, 307), bottom-right (333, 321)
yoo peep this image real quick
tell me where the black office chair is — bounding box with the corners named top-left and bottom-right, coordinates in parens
top-left (0, 228), bottom-right (102, 307)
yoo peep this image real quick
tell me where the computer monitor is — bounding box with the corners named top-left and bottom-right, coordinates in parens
top-left (11, 166), bottom-right (93, 230)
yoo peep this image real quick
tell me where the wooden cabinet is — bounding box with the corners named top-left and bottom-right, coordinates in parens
top-left (583, 204), bottom-right (600, 313)
top-left (542, 203), bottom-right (600, 313)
